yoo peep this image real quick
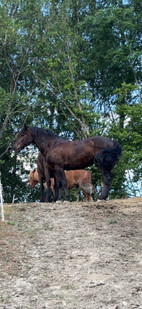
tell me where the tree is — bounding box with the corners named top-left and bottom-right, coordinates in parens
top-left (0, 0), bottom-right (141, 201)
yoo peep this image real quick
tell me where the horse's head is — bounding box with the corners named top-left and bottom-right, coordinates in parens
top-left (29, 169), bottom-right (39, 187)
top-left (13, 125), bottom-right (33, 153)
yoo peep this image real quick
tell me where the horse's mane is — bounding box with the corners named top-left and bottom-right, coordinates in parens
top-left (31, 127), bottom-right (57, 138)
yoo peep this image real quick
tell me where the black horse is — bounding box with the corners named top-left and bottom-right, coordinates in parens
top-left (13, 125), bottom-right (122, 201)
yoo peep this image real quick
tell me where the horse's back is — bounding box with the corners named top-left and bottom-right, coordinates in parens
top-left (88, 136), bottom-right (115, 148)
top-left (65, 169), bottom-right (92, 187)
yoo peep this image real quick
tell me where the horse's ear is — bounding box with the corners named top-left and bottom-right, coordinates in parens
top-left (24, 124), bottom-right (29, 131)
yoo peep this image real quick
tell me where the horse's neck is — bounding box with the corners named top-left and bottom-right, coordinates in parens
top-left (32, 130), bottom-right (52, 156)
top-left (34, 139), bottom-right (44, 155)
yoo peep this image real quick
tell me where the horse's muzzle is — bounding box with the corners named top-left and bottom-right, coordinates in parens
top-left (13, 144), bottom-right (21, 153)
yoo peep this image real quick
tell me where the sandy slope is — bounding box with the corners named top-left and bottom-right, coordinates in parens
top-left (0, 197), bottom-right (142, 309)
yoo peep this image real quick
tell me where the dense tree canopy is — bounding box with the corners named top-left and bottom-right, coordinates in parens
top-left (0, 0), bottom-right (141, 202)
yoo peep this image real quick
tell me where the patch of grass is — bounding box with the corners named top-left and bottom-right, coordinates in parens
top-left (7, 221), bottom-right (16, 226)
top-left (47, 293), bottom-right (63, 299)
top-left (63, 284), bottom-right (76, 290)
top-left (42, 223), bottom-right (54, 231)
top-left (25, 265), bottom-right (33, 270)
top-left (24, 229), bottom-right (37, 237)
top-left (108, 218), bottom-right (117, 224)
top-left (1, 296), bottom-right (10, 303)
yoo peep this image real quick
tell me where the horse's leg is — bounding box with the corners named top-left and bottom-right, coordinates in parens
top-left (54, 179), bottom-right (63, 201)
top-left (88, 194), bottom-right (93, 202)
top-left (39, 177), bottom-right (45, 202)
top-left (53, 174), bottom-right (60, 202)
top-left (84, 193), bottom-right (93, 202)
top-left (51, 179), bottom-right (55, 199)
top-left (54, 167), bottom-right (70, 201)
top-left (45, 169), bottom-right (52, 202)
top-left (58, 187), bottom-right (63, 200)
top-left (99, 168), bottom-right (112, 200)
top-left (60, 171), bottom-right (69, 201)
top-left (83, 192), bottom-right (87, 202)
top-left (45, 178), bottom-right (52, 202)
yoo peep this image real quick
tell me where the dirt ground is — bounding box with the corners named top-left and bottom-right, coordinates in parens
top-left (0, 197), bottom-right (142, 309)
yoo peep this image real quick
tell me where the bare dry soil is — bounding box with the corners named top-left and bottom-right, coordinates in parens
top-left (0, 197), bottom-right (142, 309)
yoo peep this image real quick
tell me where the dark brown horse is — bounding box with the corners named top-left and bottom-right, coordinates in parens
top-left (13, 125), bottom-right (122, 201)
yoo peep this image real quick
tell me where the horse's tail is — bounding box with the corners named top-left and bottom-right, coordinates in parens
top-left (94, 141), bottom-right (122, 171)
top-left (78, 180), bottom-right (96, 194)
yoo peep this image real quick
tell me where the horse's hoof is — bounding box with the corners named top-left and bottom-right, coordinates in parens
top-left (56, 200), bottom-right (62, 204)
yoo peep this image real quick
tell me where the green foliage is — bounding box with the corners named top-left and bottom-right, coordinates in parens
top-left (0, 0), bottom-right (141, 201)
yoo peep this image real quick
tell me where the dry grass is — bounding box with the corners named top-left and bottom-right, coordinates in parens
top-left (0, 197), bottom-right (142, 309)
